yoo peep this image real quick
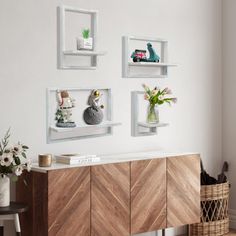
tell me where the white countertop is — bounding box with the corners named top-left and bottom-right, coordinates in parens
top-left (31, 150), bottom-right (199, 173)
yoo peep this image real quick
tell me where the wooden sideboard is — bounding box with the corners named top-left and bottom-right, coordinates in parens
top-left (16, 153), bottom-right (200, 236)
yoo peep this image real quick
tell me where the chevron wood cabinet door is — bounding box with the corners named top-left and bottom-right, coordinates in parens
top-left (167, 155), bottom-right (201, 227)
top-left (48, 167), bottom-right (90, 236)
top-left (131, 158), bottom-right (167, 234)
top-left (91, 162), bottom-right (130, 236)
top-left (17, 167), bottom-right (90, 236)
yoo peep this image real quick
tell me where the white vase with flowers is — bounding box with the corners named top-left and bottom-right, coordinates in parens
top-left (143, 84), bottom-right (177, 123)
top-left (0, 129), bottom-right (30, 207)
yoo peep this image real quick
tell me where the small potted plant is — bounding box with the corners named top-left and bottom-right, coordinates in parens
top-left (0, 129), bottom-right (30, 207)
top-left (77, 28), bottom-right (93, 50)
top-left (143, 84), bottom-right (177, 123)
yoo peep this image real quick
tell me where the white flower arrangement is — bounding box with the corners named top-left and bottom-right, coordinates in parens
top-left (0, 129), bottom-right (30, 180)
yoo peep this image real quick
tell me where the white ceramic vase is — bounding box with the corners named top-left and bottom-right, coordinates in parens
top-left (0, 175), bottom-right (10, 207)
top-left (77, 37), bottom-right (93, 50)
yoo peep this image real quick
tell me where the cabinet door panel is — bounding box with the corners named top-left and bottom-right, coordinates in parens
top-left (48, 167), bottom-right (90, 236)
top-left (16, 172), bottom-right (48, 236)
top-left (91, 163), bottom-right (130, 236)
top-left (131, 159), bottom-right (167, 234)
top-left (167, 155), bottom-right (200, 227)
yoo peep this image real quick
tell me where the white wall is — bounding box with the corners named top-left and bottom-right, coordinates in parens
top-left (0, 0), bottom-right (222, 235)
top-left (222, 0), bottom-right (236, 229)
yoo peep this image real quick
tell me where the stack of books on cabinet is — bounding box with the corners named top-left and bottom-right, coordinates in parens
top-left (56, 153), bottom-right (100, 165)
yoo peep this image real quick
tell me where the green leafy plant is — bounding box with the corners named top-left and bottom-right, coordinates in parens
top-left (0, 129), bottom-right (30, 180)
top-left (82, 28), bottom-right (90, 39)
top-left (143, 84), bottom-right (177, 107)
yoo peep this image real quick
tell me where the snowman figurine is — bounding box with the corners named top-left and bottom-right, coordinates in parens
top-left (83, 90), bottom-right (104, 125)
top-left (55, 90), bottom-right (76, 128)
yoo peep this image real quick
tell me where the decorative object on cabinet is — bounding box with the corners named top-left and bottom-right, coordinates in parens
top-left (55, 153), bottom-right (100, 165)
top-left (55, 90), bottom-right (76, 128)
top-left (122, 36), bottom-right (177, 78)
top-left (58, 5), bottom-right (106, 70)
top-left (0, 129), bottom-right (30, 207)
top-left (143, 84), bottom-right (177, 124)
top-left (77, 28), bottom-right (93, 50)
top-left (38, 154), bottom-right (52, 167)
top-left (47, 88), bottom-right (121, 143)
top-left (83, 90), bottom-right (104, 125)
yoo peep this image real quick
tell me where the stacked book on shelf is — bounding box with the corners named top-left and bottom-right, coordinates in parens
top-left (55, 154), bottom-right (100, 165)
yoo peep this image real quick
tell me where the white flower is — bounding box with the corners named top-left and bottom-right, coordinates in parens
top-left (152, 89), bottom-right (158, 96)
top-left (13, 143), bottom-right (23, 155)
top-left (4, 146), bottom-right (13, 153)
top-left (0, 152), bottom-right (13, 167)
top-left (158, 95), bottom-right (164, 101)
top-left (144, 93), bottom-right (150, 100)
top-left (172, 98), bottom-right (177, 103)
top-left (14, 165), bottom-right (23, 176)
top-left (163, 87), bottom-right (172, 95)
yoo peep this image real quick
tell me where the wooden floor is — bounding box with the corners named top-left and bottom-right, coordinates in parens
top-left (227, 230), bottom-right (236, 235)
top-left (181, 230), bottom-right (236, 236)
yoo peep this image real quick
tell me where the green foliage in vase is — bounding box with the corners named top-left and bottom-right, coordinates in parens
top-left (82, 28), bottom-right (90, 39)
top-left (143, 84), bottom-right (177, 106)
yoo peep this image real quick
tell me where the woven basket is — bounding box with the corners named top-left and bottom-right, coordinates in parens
top-left (190, 182), bottom-right (229, 236)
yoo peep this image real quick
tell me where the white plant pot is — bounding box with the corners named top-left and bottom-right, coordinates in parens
top-left (0, 176), bottom-right (10, 207)
top-left (77, 37), bottom-right (93, 50)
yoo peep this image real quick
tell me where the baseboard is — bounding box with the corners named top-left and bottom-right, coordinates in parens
top-left (229, 209), bottom-right (236, 229)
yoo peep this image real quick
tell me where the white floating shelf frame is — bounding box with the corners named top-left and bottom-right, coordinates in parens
top-left (122, 36), bottom-right (177, 78)
top-left (63, 50), bottom-right (106, 56)
top-left (131, 91), bottom-right (169, 137)
top-left (50, 121), bottom-right (121, 133)
top-left (58, 5), bottom-right (106, 70)
top-left (47, 88), bottom-right (121, 143)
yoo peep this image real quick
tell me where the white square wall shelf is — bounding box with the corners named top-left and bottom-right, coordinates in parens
top-left (58, 5), bottom-right (106, 70)
top-left (47, 88), bottom-right (121, 143)
top-left (131, 91), bottom-right (169, 137)
top-left (122, 36), bottom-right (177, 78)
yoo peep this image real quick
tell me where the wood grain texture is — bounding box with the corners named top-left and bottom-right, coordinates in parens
top-left (48, 167), bottom-right (90, 236)
top-left (91, 163), bottom-right (130, 236)
top-left (131, 159), bottom-right (167, 234)
top-left (16, 171), bottom-right (48, 236)
top-left (167, 155), bottom-right (201, 227)
top-left (16, 171), bottom-right (33, 236)
top-left (33, 172), bottom-right (48, 236)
